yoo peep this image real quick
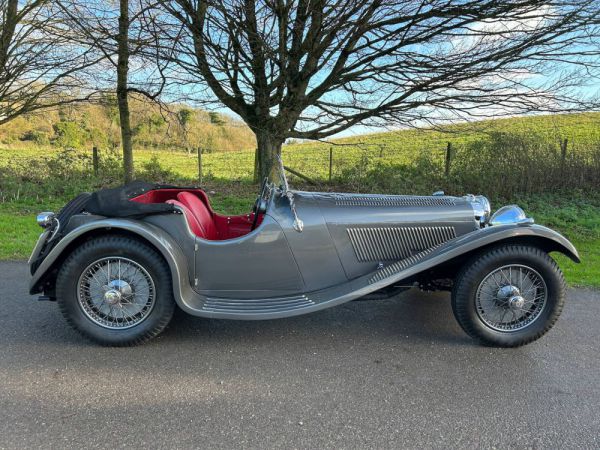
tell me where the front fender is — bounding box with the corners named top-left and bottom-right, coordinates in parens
top-left (450, 223), bottom-right (580, 263)
top-left (29, 219), bottom-right (195, 308)
top-left (366, 223), bottom-right (579, 289)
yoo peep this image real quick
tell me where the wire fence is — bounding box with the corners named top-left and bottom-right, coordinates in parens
top-left (2, 133), bottom-right (600, 199)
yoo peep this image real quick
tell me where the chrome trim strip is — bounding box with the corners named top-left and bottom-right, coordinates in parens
top-left (203, 294), bottom-right (314, 314)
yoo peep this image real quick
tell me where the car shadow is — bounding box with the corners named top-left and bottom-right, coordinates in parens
top-left (11, 288), bottom-right (473, 349)
top-left (159, 289), bottom-right (472, 347)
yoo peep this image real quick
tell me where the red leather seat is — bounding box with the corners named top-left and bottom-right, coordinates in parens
top-left (166, 199), bottom-right (205, 238)
top-left (177, 192), bottom-right (218, 240)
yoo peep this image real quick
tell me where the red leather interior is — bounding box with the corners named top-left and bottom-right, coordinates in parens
top-left (131, 188), bottom-right (261, 240)
top-left (213, 213), bottom-right (262, 239)
top-left (176, 191), bottom-right (218, 240)
top-left (165, 199), bottom-right (204, 238)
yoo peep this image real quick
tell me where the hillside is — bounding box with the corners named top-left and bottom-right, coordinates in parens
top-left (1, 111), bottom-right (600, 195)
top-left (285, 112), bottom-right (600, 155)
top-left (0, 95), bottom-right (256, 153)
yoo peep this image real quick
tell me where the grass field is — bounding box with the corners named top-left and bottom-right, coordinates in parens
top-left (1, 113), bottom-right (599, 287)
top-left (3, 112), bottom-right (600, 183)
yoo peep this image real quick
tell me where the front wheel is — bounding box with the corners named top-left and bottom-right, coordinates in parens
top-left (56, 235), bottom-right (175, 346)
top-left (452, 245), bottom-right (566, 347)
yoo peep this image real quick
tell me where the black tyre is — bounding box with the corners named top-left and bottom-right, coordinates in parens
top-left (56, 235), bottom-right (175, 346)
top-left (452, 245), bottom-right (565, 347)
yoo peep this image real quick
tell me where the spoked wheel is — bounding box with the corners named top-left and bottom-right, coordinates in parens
top-left (475, 264), bottom-right (548, 332)
top-left (452, 245), bottom-right (565, 347)
top-left (77, 257), bottom-right (156, 330)
top-left (56, 236), bottom-right (175, 346)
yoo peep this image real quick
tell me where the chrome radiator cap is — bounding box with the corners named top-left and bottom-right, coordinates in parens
top-left (465, 195), bottom-right (491, 225)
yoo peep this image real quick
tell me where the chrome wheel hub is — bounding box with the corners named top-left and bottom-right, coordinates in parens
top-left (104, 289), bottom-right (122, 305)
top-left (103, 279), bottom-right (133, 306)
top-left (476, 264), bottom-right (547, 332)
top-left (508, 295), bottom-right (526, 310)
top-left (77, 257), bottom-right (156, 329)
top-left (496, 285), bottom-right (526, 310)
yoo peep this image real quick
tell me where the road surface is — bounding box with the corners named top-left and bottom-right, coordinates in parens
top-left (1, 261), bottom-right (598, 448)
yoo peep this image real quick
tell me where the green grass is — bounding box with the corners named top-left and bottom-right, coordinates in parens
top-left (288, 112), bottom-right (600, 152)
top-left (554, 240), bottom-right (600, 288)
top-left (0, 212), bottom-right (41, 260)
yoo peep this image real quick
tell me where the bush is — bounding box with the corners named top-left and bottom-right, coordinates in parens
top-left (52, 121), bottom-right (89, 148)
top-left (331, 131), bottom-right (600, 200)
top-left (20, 130), bottom-right (50, 145)
top-left (139, 155), bottom-right (181, 184)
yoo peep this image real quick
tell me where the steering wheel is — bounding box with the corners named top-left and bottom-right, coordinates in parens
top-left (251, 178), bottom-right (270, 231)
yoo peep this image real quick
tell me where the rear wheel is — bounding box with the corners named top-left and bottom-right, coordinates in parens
top-left (452, 245), bottom-right (565, 347)
top-left (56, 236), bottom-right (175, 346)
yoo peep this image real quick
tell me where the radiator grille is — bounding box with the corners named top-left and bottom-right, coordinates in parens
top-left (203, 295), bottom-right (314, 314)
top-left (347, 226), bottom-right (456, 262)
top-left (335, 194), bottom-right (457, 207)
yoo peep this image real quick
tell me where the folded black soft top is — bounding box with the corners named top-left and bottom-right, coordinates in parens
top-left (30, 182), bottom-right (176, 275)
top-left (83, 181), bottom-right (175, 218)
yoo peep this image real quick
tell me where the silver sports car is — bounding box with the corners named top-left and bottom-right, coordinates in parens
top-left (29, 163), bottom-right (578, 347)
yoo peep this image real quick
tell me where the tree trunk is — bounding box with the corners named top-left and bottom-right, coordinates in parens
top-left (256, 132), bottom-right (283, 183)
top-left (117, 0), bottom-right (133, 183)
top-left (0, 0), bottom-right (18, 73)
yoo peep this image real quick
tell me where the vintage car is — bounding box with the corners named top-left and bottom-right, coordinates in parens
top-left (28, 163), bottom-right (579, 347)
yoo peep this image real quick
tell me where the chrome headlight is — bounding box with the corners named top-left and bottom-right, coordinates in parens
top-left (36, 212), bottom-right (56, 229)
top-left (465, 195), bottom-right (491, 226)
top-left (489, 205), bottom-right (534, 226)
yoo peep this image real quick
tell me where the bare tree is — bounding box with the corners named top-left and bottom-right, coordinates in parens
top-left (117, 0), bottom-right (135, 182)
top-left (0, 0), bottom-right (98, 125)
top-left (156, 0), bottom-right (600, 181)
top-left (56, 0), bottom-right (169, 182)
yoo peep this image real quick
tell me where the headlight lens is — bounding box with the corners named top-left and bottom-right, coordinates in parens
top-left (489, 205), bottom-right (534, 226)
top-left (36, 212), bottom-right (56, 228)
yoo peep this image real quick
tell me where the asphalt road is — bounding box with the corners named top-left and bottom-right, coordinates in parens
top-left (1, 261), bottom-right (599, 449)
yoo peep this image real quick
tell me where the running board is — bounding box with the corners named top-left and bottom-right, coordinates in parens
top-left (202, 295), bottom-right (314, 315)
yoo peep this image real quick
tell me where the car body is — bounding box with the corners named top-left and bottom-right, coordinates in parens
top-left (29, 169), bottom-right (579, 346)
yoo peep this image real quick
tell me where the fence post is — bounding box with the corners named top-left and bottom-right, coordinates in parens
top-left (329, 147), bottom-right (333, 182)
top-left (253, 148), bottom-right (259, 183)
top-left (92, 146), bottom-right (99, 176)
top-left (560, 138), bottom-right (568, 164)
top-left (445, 142), bottom-right (453, 176)
top-left (197, 146), bottom-right (203, 184)
top-left (379, 145), bottom-right (383, 158)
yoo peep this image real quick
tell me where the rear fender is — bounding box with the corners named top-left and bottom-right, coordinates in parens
top-left (29, 219), bottom-right (195, 309)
